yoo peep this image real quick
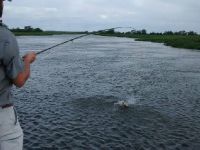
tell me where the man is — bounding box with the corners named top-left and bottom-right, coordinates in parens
top-left (0, 0), bottom-right (36, 149)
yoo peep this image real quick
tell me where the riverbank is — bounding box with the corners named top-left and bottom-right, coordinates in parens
top-left (98, 33), bottom-right (200, 50)
top-left (13, 31), bottom-right (200, 50)
top-left (13, 31), bottom-right (87, 36)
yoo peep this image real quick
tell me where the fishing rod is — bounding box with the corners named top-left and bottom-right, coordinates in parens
top-left (36, 27), bottom-right (133, 55)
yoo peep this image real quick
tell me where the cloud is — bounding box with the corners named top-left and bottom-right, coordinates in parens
top-left (2, 0), bottom-right (200, 32)
top-left (99, 15), bottom-right (108, 20)
top-left (5, 6), bottom-right (59, 20)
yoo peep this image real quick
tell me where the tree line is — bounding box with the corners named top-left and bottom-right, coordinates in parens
top-left (10, 26), bottom-right (199, 36)
top-left (101, 29), bottom-right (199, 36)
top-left (11, 26), bottom-right (43, 32)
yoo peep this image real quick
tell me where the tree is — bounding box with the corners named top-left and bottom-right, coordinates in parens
top-left (106, 29), bottom-right (115, 34)
top-left (187, 31), bottom-right (197, 35)
top-left (141, 29), bottom-right (147, 35)
top-left (24, 26), bottom-right (33, 32)
top-left (34, 28), bottom-right (43, 32)
top-left (164, 31), bottom-right (174, 35)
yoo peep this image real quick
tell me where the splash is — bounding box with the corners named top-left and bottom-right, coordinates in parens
top-left (114, 95), bottom-right (139, 108)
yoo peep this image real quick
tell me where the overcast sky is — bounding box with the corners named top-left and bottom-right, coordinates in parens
top-left (2, 0), bottom-right (200, 32)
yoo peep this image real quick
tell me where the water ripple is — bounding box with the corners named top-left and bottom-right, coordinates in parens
top-left (12, 35), bottom-right (200, 150)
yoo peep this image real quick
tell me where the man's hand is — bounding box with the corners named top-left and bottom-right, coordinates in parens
top-left (23, 52), bottom-right (36, 64)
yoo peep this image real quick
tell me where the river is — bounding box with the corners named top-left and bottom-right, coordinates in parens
top-left (13, 35), bottom-right (200, 150)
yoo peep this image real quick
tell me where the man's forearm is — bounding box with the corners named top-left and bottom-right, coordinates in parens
top-left (23, 59), bottom-right (31, 81)
top-left (12, 60), bottom-right (31, 88)
top-left (12, 52), bottom-right (36, 88)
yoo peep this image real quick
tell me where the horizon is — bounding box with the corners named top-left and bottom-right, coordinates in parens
top-left (10, 26), bottom-right (200, 34)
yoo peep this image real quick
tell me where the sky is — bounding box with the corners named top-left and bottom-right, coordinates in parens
top-left (2, 0), bottom-right (200, 33)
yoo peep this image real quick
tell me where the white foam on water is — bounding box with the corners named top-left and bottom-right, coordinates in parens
top-left (114, 95), bottom-right (139, 108)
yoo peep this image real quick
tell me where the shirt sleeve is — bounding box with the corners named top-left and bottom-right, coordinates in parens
top-left (2, 36), bottom-right (24, 80)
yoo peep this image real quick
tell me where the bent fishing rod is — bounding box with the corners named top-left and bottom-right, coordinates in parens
top-left (36, 27), bottom-right (133, 55)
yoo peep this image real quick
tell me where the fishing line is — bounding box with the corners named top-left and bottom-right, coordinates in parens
top-left (36, 27), bottom-right (134, 56)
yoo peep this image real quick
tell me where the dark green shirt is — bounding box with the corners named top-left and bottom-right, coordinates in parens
top-left (0, 23), bottom-right (24, 105)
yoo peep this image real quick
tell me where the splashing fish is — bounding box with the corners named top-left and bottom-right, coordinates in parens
top-left (114, 100), bottom-right (129, 108)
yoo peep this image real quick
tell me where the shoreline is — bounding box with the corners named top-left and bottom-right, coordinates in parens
top-left (98, 33), bottom-right (200, 50)
top-left (13, 31), bottom-right (87, 36)
top-left (14, 31), bottom-right (200, 50)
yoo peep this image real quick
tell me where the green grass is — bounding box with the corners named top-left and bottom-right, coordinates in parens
top-left (132, 35), bottom-right (200, 50)
top-left (99, 33), bottom-right (200, 50)
top-left (13, 31), bottom-right (87, 36)
top-left (13, 32), bottom-right (53, 36)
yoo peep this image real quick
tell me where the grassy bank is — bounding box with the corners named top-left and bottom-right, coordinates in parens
top-left (13, 30), bottom-right (200, 50)
top-left (13, 31), bottom-right (87, 36)
top-left (99, 33), bottom-right (200, 50)
top-left (14, 32), bottom-right (53, 36)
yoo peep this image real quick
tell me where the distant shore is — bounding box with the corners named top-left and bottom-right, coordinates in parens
top-left (13, 31), bottom-right (87, 36)
top-left (98, 33), bottom-right (200, 50)
top-left (13, 31), bottom-right (200, 50)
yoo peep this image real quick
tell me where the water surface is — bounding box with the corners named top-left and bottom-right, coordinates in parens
top-left (13, 35), bottom-right (200, 150)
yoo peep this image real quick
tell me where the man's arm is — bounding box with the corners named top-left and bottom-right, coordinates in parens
top-left (13, 52), bottom-right (36, 88)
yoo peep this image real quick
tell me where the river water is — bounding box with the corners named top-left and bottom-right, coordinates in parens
top-left (13, 35), bottom-right (200, 150)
